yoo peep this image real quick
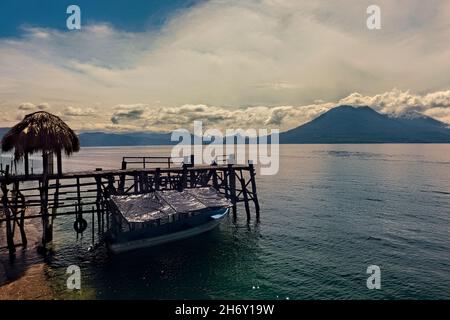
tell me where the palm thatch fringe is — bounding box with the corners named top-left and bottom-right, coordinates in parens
top-left (1, 111), bottom-right (80, 175)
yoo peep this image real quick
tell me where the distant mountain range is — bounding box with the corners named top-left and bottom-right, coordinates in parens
top-left (280, 105), bottom-right (450, 143)
top-left (77, 131), bottom-right (177, 147)
top-left (1, 106), bottom-right (449, 146)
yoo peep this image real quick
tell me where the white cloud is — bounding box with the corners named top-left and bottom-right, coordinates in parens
top-left (338, 89), bottom-right (450, 119)
top-left (2, 88), bottom-right (449, 131)
top-left (0, 0), bottom-right (450, 130)
top-left (18, 102), bottom-right (49, 111)
top-left (18, 102), bottom-right (36, 111)
top-left (102, 89), bottom-right (450, 132)
top-left (63, 106), bottom-right (96, 117)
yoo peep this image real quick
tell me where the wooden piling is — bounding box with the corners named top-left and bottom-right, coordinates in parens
top-left (211, 163), bottom-right (219, 190)
top-left (13, 182), bottom-right (27, 246)
top-left (155, 168), bottom-right (161, 190)
top-left (119, 160), bottom-right (127, 193)
top-left (52, 179), bottom-right (60, 224)
top-left (248, 162), bottom-right (260, 219)
top-left (228, 164), bottom-right (237, 219)
top-left (1, 183), bottom-right (15, 255)
top-left (91, 206), bottom-right (95, 245)
top-left (190, 170), bottom-right (196, 188)
top-left (133, 174), bottom-right (139, 194)
top-left (181, 164), bottom-right (188, 190)
top-left (95, 176), bottom-right (103, 233)
top-left (40, 176), bottom-right (52, 245)
top-left (240, 177), bottom-right (251, 221)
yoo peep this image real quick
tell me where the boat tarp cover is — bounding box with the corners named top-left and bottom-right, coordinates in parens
top-left (111, 187), bottom-right (231, 223)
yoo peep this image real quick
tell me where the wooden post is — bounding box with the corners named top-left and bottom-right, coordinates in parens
top-left (211, 163), bottom-right (219, 190)
top-left (104, 201), bottom-right (109, 231)
top-left (56, 150), bottom-right (62, 176)
top-left (155, 168), bottom-right (161, 191)
top-left (76, 177), bottom-right (82, 212)
top-left (42, 152), bottom-right (48, 176)
top-left (223, 170), bottom-right (229, 199)
top-left (119, 160), bottom-right (127, 193)
top-left (190, 169), bottom-right (196, 188)
top-left (40, 177), bottom-right (52, 245)
top-left (48, 152), bottom-right (54, 174)
top-left (91, 207), bottom-right (95, 245)
top-left (107, 175), bottom-right (116, 195)
top-left (13, 182), bottom-right (27, 247)
top-left (24, 152), bottom-right (29, 177)
top-left (248, 162), bottom-right (260, 219)
top-left (180, 163), bottom-right (187, 190)
top-left (133, 174), bottom-right (139, 194)
top-left (228, 164), bottom-right (237, 219)
top-left (18, 207), bottom-right (27, 247)
top-left (51, 178), bottom-right (60, 224)
top-left (1, 183), bottom-right (15, 255)
top-left (240, 177), bottom-right (251, 221)
top-left (95, 176), bottom-right (102, 232)
top-left (139, 172), bottom-right (147, 192)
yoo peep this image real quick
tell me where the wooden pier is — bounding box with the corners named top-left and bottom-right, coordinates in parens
top-left (0, 156), bottom-right (260, 256)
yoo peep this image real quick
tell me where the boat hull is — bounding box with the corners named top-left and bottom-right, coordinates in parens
top-left (108, 208), bottom-right (229, 254)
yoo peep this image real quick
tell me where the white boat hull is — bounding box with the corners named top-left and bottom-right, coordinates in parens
top-left (108, 208), bottom-right (229, 254)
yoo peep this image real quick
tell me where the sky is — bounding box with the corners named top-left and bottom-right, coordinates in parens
top-left (0, 0), bottom-right (449, 132)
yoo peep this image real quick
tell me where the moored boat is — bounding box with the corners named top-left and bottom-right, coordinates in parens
top-left (106, 187), bottom-right (231, 253)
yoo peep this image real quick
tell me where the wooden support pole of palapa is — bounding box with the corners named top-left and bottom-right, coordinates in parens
top-left (40, 175), bottom-right (53, 245)
top-left (56, 150), bottom-right (63, 177)
top-left (52, 179), bottom-right (60, 225)
top-left (24, 152), bottom-right (29, 177)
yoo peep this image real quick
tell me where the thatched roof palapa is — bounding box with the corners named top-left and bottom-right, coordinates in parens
top-left (1, 111), bottom-right (80, 175)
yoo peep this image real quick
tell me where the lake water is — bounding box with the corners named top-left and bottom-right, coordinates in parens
top-left (1, 144), bottom-right (450, 299)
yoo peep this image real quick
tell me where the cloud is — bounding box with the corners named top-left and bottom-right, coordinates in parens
top-left (18, 102), bottom-right (50, 111)
top-left (1, 0), bottom-right (450, 110)
top-left (2, 88), bottom-right (449, 131)
top-left (1, 1), bottom-right (450, 131)
top-left (18, 102), bottom-right (36, 110)
top-left (102, 89), bottom-right (450, 132)
top-left (338, 89), bottom-right (450, 121)
top-left (63, 106), bottom-right (96, 117)
top-left (14, 102), bottom-right (51, 122)
top-left (111, 105), bottom-right (147, 124)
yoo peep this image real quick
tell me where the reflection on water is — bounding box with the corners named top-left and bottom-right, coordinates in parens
top-left (1, 144), bottom-right (450, 299)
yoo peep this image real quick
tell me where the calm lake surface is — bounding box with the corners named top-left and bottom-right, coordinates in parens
top-left (1, 144), bottom-right (450, 299)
